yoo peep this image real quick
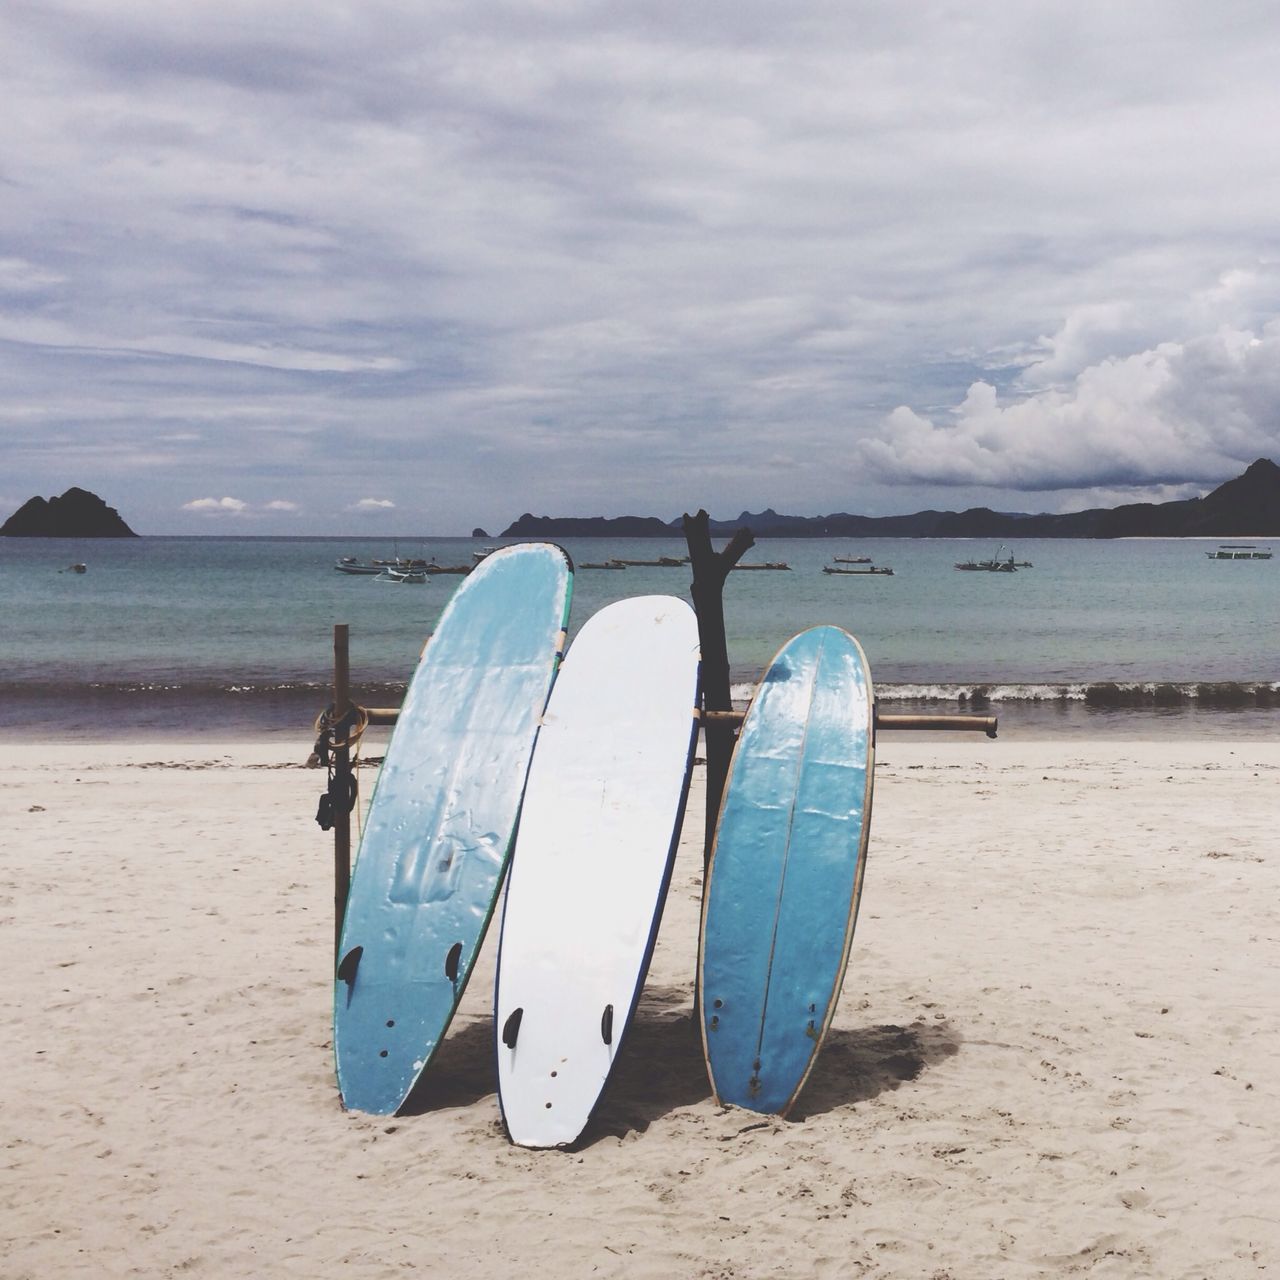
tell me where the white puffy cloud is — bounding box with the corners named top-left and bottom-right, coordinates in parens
top-left (859, 318), bottom-right (1280, 493)
top-left (264, 499), bottom-right (299, 511)
top-left (182, 496), bottom-right (248, 513)
top-left (1014, 302), bottom-right (1149, 391)
top-left (350, 498), bottom-right (395, 510)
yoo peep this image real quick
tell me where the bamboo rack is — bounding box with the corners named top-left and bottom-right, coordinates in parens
top-left (358, 705), bottom-right (998, 737)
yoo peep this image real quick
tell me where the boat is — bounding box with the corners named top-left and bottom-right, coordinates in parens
top-left (375, 567), bottom-right (428, 584)
top-left (1205, 544), bottom-right (1273, 560)
top-left (58, 562), bottom-right (87, 574)
top-left (335, 557), bottom-right (383, 575)
top-left (730, 561), bottom-right (791, 571)
top-left (823, 565), bottom-right (894, 576)
top-left (609, 556), bottom-right (688, 567)
top-left (832, 555), bottom-right (872, 565)
top-left (955, 545), bottom-right (1021, 572)
top-left (473, 546), bottom-right (498, 561)
top-left (581, 561), bottom-right (626, 569)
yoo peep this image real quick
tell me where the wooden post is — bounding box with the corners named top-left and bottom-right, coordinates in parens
top-left (876, 713), bottom-right (998, 738)
top-left (682, 510), bottom-right (754, 868)
top-left (333, 624), bottom-right (352, 963)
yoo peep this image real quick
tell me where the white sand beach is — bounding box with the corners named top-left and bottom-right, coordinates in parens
top-left (3, 735), bottom-right (1277, 1278)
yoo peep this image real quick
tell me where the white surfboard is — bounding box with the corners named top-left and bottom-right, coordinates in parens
top-left (495, 595), bottom-right (701, 1148)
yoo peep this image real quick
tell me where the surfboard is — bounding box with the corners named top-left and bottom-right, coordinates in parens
top-left (334, 542), bottom-right (573, 1115)
top-left (698, 624), bottom-right (874, 1116)
top-left (495, 596), bottom-right (701, 1147)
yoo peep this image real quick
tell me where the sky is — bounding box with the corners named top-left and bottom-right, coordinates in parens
top-left (3, 1), bottom-right (1280, 535)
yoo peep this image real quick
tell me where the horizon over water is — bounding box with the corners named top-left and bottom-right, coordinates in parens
top-left (3, 533), bottom-right (1277, 741)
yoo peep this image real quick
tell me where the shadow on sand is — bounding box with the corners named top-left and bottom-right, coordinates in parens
top-left (398, 1017), bottom-right (498, 1116)
top-left (397, 985), bottom-right (961, 1142)
top-left (585, 1000), bottom-right (962, 1142)
top-left (787, 1017), bottom-right (962, 1121)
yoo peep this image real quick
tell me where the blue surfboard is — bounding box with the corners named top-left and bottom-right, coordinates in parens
top-left (698, 625), bottom-right (874, 1116)
top-left (334, 543), bottom-right (573, 1114)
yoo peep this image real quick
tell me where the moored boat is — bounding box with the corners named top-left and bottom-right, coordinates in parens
top-left (609, 556), bottom-right (688, 567)
top-left (955, 545), bottom-right (1022, 572)
top-left (1205, 544), bottom-right (1273, 560)
top-left (335, 557), bottom-right (383, 575)
top-left (375, 566), bottom-right (428, 584)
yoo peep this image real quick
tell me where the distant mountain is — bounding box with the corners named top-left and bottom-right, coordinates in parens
top-left (500, 459), bottom-right (1280, 539)
top-left (1, 487), bottom-right (138, 537)
top-left (500, 512), bottom-right (678, 538)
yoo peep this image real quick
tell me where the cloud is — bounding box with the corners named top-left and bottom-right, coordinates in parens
top-left (858, 315), bottom-right (1280, 493)
top-left (0, 257), bottom-right (66, 293)
top-left (4, 5), bottom-right (1280, 530)
top-left (182, 496), bottom-right (248, 513)
top-left (264, 499), bottom-right (299, 511)
top-left (350, 498), bottom-right (395, 511)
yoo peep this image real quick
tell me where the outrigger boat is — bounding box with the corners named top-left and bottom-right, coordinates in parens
top-left (823, 565), bottom-right (894, 576)
top-left (335, 557), bottom-right (383, 575)
top-left (609, 556), bottom-right (688, 567)
top-left (955, 545), bottom-right (1028, 572)
top-left (375, 566), bottom-right (428, 584)
top-left (832, 555), bottom-right (872, 564)
top-left (1205, 544), bottom-right (1273, 560)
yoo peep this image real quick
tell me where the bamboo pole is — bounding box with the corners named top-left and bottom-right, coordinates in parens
top-left (358, 708), bottom-right (998, 737)
top-left (333, 624), bottom-right (352, 963)
top-left (876, 713), bottom-right (998, 737)
top-left (702, 708), bottom-right (997, 737)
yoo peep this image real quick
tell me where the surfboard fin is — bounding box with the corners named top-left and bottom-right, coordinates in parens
top-left (337, 945), bottom-right (363, 987)
top-left (502, 1008), bottom-right (523, 1048)
top-left (444, 941), bottom-right (463, 982)
top-left (600, 1004), bottom-right (614, 1045)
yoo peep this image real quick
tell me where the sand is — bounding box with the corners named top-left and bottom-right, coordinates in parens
top-left (2, 734), bottom-right (1277, 1279)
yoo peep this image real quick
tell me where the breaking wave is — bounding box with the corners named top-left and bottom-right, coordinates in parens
top-left (730, 679), bottom-right (1280, 708)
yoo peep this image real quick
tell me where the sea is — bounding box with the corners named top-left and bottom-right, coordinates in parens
top-left (3, 534), bottom-right (1277, 741)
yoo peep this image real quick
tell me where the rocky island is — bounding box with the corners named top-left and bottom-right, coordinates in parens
top-left (1, 487), bottom-right (138, 537)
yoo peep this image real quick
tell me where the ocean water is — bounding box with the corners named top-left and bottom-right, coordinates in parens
top-left (2, 534), bottom-right (1277, 739)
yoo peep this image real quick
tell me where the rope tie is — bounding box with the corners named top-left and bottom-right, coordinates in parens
top-left (310, 703), bottom-right (370, 831)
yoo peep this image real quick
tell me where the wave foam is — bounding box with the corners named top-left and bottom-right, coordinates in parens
top-left (877, 681), bottom-right (1280, 708)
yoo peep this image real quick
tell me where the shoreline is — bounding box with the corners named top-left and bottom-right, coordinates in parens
top-left (4, 737), bottom-right (1278, 1276)
top-left (6, 684), bottom-right (1280, 744)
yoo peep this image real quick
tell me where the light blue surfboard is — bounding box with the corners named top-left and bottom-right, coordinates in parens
top-left (698, 625), bottom-right (874, 1116)
top-left (334, 543), bottom-right (573, 1114)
